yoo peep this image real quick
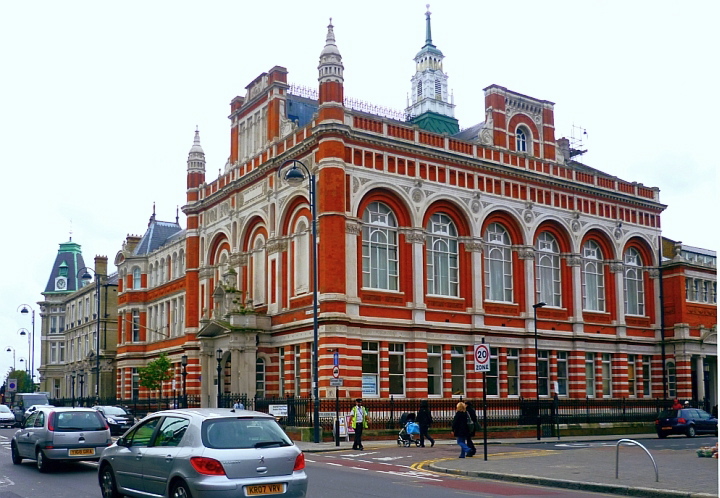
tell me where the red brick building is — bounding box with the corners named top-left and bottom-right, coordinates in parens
top-left (113, 13), bottom-right (716, 409)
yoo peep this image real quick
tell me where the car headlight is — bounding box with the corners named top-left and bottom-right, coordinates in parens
top-left (107, 417), bottom-right (118, 424)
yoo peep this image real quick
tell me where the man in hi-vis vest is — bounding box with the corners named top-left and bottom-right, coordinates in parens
top-left (350, 398), bottom-right (369, 450)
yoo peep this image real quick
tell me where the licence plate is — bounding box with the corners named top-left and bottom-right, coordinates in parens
top-left (245, 483), bottom-right (285, 496)
top-left (68, 448), bottom-right (95, 456)
top-left (662, 426), bottom-right (672, 430)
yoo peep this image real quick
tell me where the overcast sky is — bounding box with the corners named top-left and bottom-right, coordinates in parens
top-left (1, 1), bottom-right (717, 380)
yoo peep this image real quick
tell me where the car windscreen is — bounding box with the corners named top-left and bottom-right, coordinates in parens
top-left (19, 395), bottom-right (49, 406)
top-left (202, 417), bottom-right (293, 449)
top-left (658, 409), bottom-right (679, 418)
top-left (0, 405), bottom-right (11, 413)
top-left (53, 411), bottom-right (107, 431)
top-left (102, 406), bottom-right (130, 417)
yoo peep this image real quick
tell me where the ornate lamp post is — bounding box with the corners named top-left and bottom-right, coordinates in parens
top-left (78, 369), bottom-right (85, 402)
top-left (181, 355), bottom-right (188, 408)
top-left (18, 304), bottom-right (35, 384)
top-left (79, 267), bottom-right (102, 400)
top-left (216, 349), bottom-right (223, 408)
top-left (277, 158), bottom-right (320, 443)
top-left (533, 301), bottom-right (547, 441)
top-left (71, 372), bottom-right (76, 408)
top-left (5, 347), bottom-right (15, 372)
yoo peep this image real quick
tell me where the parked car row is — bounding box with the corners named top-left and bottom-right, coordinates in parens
top-left (8, 406), bottom-right (308, 497)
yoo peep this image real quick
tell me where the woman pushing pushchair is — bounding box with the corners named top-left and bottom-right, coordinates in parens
top-left (397, 412), bottom-right (421, 447)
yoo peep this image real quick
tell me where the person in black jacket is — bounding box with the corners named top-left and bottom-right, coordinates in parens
top-left (464, 401), bottom-right (478, 457)
top-left (416, 400), bottom-right (435, 448)
top-left (451, 402), bottom-right (472, 458)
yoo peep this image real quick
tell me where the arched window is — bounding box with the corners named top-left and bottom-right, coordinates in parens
top-left (426, 213), bottom-right (458, 296)
top-left (172, 253), bottom-right (178, 279)
top-left (293, 219), bottom-right (310, 295)
top-left (256, 358), bottom-right (266, 398)
top-left (516, 127), bottom-right (528, 152)
top-left (624, 248), bottom-right (645, 316)
top-left (252, 237), bottom-right (266, 305)
top-left (132, 267), bottom-right (142, 290)
top-left (362, 202), bottom-right (398, 291)
top-left (582, 240), bottom-right (605, 311)
top-left (484, 222), bottom-right (512, 302)
top-left (535, 232), bottom-right (561, 307)
top-left (160, 259), bottom-right (166, 285)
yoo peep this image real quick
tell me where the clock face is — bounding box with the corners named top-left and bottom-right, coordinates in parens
top-left (56, 278), bottom-right (66, 290)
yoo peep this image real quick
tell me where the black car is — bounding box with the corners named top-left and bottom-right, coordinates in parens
top-left (655, 408), bottom-right (718, 438)
top-left (92, 406), bottom-right (136, 436)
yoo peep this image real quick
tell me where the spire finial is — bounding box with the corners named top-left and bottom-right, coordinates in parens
top-left (176, 206), bottom-right (179, 224)
top-left (425, 5), bottom-right (433, 46)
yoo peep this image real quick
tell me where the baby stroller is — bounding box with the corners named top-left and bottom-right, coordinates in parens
top-left (397, 412), bottom-right (421, 447)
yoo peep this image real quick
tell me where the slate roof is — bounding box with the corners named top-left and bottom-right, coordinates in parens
top-left (133, 218), bottom-right (184, 256)
top-left (44, 240), bottom-right (87, 294)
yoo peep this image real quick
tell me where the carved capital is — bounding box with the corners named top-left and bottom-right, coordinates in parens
top-left (515, 246), bottom-right (536, 260)
top-left (647, 268), bottom-right (660, 279)
top-left (237, 253), bottom-right (249, 267)
top-left (609, 261), bottom-right (624, 273)
top-left (565, 254), bottom-right (582, 267)
top-left (266, 238), bottom-right (287, 254)
top-left (346, 221), bottom-right (362, 235)
top-left (404, 232), bottom-right (426, 244)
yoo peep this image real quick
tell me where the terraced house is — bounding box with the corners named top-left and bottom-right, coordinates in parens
top-left (110, 11), bottom-right (716, 414)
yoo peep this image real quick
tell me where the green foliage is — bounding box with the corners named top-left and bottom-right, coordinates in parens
top-left (7, 369), bottom-right (34, 393)
top-left (138, 353), bottom-right (174, 397)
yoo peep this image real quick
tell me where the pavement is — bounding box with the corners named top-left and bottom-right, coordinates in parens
top-left (296, 433), bottom-right (719, 498)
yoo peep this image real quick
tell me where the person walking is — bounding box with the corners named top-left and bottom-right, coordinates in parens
top-left (416, 400), bottom-right (435, 448)
top-left (464, 401), bottom-right (478, 457)
top-left (451, 401), bottom-right (472, 458)
top-left (233, 398), bottom-right (245, 410)
top-left (351, 398), bottom-right (369, 450)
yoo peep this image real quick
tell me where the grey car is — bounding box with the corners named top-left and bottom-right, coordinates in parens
top-left (11, 407), bottom-right (112, 472)
top-left (98, 408), bottom-right (307, 498)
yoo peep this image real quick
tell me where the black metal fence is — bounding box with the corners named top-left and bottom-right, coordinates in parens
top-left (50, 395), bottom-right (670, 430)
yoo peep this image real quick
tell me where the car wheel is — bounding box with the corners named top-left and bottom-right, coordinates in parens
top-left (36, 449), bottom-right (51, 473)
top-left (100, 465), bottom-right (121, 498)
top-left (686, 425), bottom-right (696, 438)
top-left (657, 431), bottom-right (667, 439)
top-left (11, 443), bottom-right (22, 464)
top-left (170, 480), bottom-right (193, 498)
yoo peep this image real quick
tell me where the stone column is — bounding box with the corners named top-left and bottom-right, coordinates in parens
top-left (695, 355), bottom-right (706, 405)
top-left (610, 261), bottom-right (626, 337)
top-left (566, 255), bottom-right (584, 334)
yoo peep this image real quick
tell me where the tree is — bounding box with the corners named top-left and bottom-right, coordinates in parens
top-left (6, 369), bottom-right (34, 393)
top-left (138, 353), bottom-right (174, 399)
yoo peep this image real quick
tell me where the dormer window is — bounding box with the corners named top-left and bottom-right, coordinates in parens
top-left (516, 127), bottom-right (528, 152)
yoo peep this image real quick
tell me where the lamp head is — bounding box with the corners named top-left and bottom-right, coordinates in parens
top-left (216, 349), bottom-right (223, 360)
top-left (20, 307), bottom-right (29, 314)
top-left (6, 347), bottom-right (11, 352)
top-left (82, 270), bottom-right (93, 284)
top-left (283, 164), bottom-right (306, 185)
top-left (181, 354), bottom-right (188, 366)
top-left (533, 302), bottom-right (547, 309)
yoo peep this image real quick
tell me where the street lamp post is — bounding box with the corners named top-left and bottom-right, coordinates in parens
top-left (181, 355), bottom-right (188, 408)
top-left (18, 305), bottom-right (35, 385)
top-left (18, 329), bottom-right (31, 378)
top-left (533, 301), bottom-right (547, 441)
top-left (79, 370), bottom-right (85, 402)
top-left (79, 267), bottom-right (102, 400)
top-left (5, 347), bottom-right (15, 371)
top-left (277, 159), bottom-right (320, 444)
top-left (71, 372), bottom-right (76, 408)
top-left (216, 349), bottom-right (223, 408)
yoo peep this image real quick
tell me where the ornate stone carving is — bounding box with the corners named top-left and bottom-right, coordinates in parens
top-left (571, 219), bottom-right (581, 233)
top-left (648, 268), bottom-right (660, 279)
top-left (404, 232), bottom-right (426, 244)
top-left (471, 200), bottom-right (481, 214)
top-left (565, 255), bottom-right (582, 267)
top-left (516, 247), bottom-right (536, 260)
top-left (352, 177), bottom-right (360, 194)
top-left (411, 188), bottom-right (424, 203)
top-left (523, 209), bottom-right (534, 224)
top-left (237, 253), bottom-right (249, 267)
top-left (479, 108), bottom-right (494, 145)
top-left (266, 238), bottom-right (287, 254)
top-left (464, 242), bottom-right (483, 253)
top-left (609, 261), bottom-right (624, 273)
top-left (346, 221), bottom-right (362, 235)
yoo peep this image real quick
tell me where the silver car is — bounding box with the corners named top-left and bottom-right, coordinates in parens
top-left (11, 407), bottom-right (112, 472)
top-left (98, 408), bottom-right (307, 498)
top-left (0, 404), bottom-right (16, 428)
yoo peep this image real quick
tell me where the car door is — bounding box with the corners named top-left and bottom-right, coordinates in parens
top-left (110, 417), bottom-right (161, 494)
top-left (694, 409), bottom-right (712, 433)
top-left (142, 416), bottom-right (191, 496)
top-left (15, 412), bottom-right (38, 458)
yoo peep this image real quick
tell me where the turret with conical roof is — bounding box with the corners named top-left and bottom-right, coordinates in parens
top-left (318, 18), bottom-right (345, 107)
top-left (187, 126), bottom-right (206, 190)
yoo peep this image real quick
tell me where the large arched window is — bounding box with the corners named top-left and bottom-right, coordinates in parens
top-left (484, 222), bottom-right (512, 302)
top-left (516, 127), bottom-right (528, 152)
top-left (624, 247), bottom-right (645, 316)
top-left (535, 232), bottom-right (561, 307)
top-left (293, 219), bottom-right (310, 295)
top-left (582, 240), bottom-right (605, 311)
top-left (132, 267), bottom-right (142, 290)
top-left (426, 213), bottom-right (458, 296)
top-left (252, 237), bottom-right (266, 305)
top-left (362, 202), bottom-right (398, 291)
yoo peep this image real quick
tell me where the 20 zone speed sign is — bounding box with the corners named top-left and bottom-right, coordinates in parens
top-left (474, 344), bottom-right (490, 372)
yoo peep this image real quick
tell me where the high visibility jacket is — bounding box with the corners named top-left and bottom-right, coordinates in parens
top-left (350, 405), bottom-right (369, 429)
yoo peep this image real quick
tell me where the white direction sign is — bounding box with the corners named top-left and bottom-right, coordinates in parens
top-left (474, 343), bottom-right (490, 372)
